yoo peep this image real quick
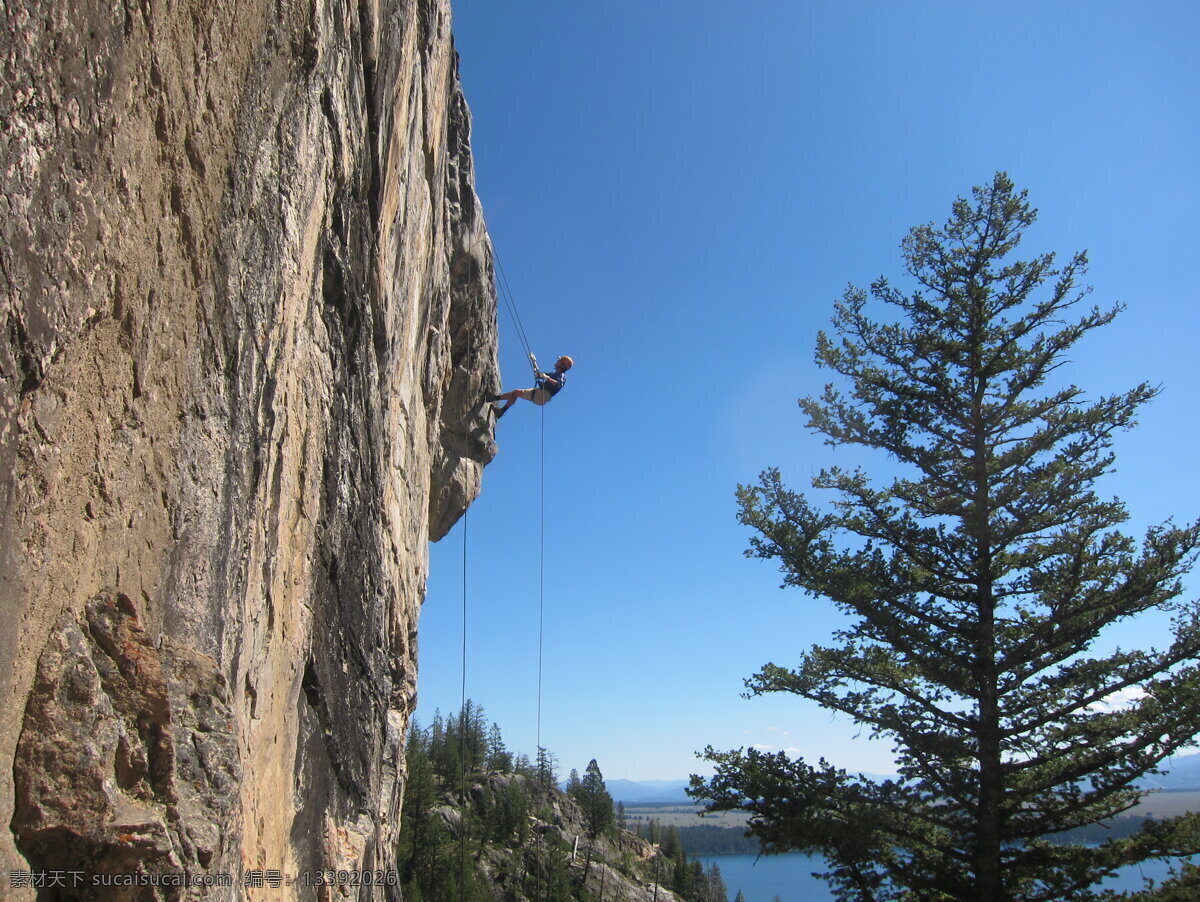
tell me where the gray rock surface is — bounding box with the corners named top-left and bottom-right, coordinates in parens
top-left (0, 0), bottom-right (498, 897)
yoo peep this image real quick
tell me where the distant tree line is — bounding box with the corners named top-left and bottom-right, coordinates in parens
top-left (671, 825), bottom-right (761, 856)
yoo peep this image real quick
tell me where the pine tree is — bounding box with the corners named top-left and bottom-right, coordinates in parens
top-left (513, 752), bottom-right (533, 777)
top-left (399, 721), bottom-right (439, 890)
top-left (566, 767), bottom-right (582, 798)
top-left (429, 710), bottom-right (451, 778)
top-left (580, 759), bottom-right (615, 840)
top-left (486, 722), bottom-right (510, 773)
top-left (672, 847), bottom-right (688, 895)
top-left (463, 699), bottom-right (488, 772)
top-left (662, 825), bottom-right (682, 861)
top-left (687, 859), bottom-right (705, 900)
top-left (691, 174), bottom-right (1200, 901)
top-left (535, 745), bottom-right (558, 790)
top-left (706, 862), bottom-right (728, 902)
top-left (573, 759), bottom-right (614, 885)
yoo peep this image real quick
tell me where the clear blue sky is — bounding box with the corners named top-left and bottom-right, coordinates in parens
top-left (416, 1), bottom-right (1200, 782)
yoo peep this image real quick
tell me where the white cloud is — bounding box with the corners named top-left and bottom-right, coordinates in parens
top-left (1087, 685), bottom-right (1148, 714)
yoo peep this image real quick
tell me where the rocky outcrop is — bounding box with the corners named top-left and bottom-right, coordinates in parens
top-left (0, 0), bottom-right (498, 898)
top-left (437, 774), bottom-right (685, 902)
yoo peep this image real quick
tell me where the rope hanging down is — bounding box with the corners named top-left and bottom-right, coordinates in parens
top-left (535, 402), bottom-right (546, 902)
top-left (493, 243), bottom-right (552, 900)
top-left (495, 254), bottom-right (535, 366)
top-left (455, 232), bottom-right (551, 900)
top-left (457, 240), bottom-right (481, 900)
top-left (459, 508), bottom-right (469, 902)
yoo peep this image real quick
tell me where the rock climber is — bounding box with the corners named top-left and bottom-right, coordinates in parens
top-left (489, 355), bottom-right (573, 417)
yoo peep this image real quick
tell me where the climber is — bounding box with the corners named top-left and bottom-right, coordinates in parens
top-left (489, 355), bottom-right (573, 417)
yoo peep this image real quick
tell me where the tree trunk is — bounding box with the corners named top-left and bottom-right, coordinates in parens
top-left (970, 319), bottom-right (1003, 902)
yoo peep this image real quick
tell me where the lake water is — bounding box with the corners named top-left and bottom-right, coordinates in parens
top-left (699, 852), bottom-right (1191, 901)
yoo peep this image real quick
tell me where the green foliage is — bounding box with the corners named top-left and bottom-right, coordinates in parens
top-left (529, 839), bottom-right (576, 900)
top-left (424, 699), bottom-right (491, 783)
top-left (399, 704), bottom-right (508, 900)
top-left (487, 721), bottom-right (512, 774)
top-left (673, 849), bottom-right (690, 893)
top-left (536, 745), bottom-right (559, 790)
top-left (699, 860), bottom-right (730, 902)
top-left (579, 759), bottom-right (616, 840)
top-left (399, 702), bottom-right (723, 901)
top-left (513, 751), bottom-right (533, 776)
top-left (691, 174), bottom-right (1200, 902)
top-left (645, 817), bottom-right (661, 845)
top-left (661, 824), bottom-right (682, 860)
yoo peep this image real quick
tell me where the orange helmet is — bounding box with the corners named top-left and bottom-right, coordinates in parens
top-left (556, 355), bottom-right (574, 370)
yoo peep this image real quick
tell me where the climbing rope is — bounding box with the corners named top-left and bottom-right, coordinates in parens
top-left (535, 402), bottom-right (547, 902)
top-left (536, 401), bottom-right (546, 767)
top-left (490, 234), bottom-right (550, 902)
top-left (457, 251), bottom-right (478, 902)
top-left (459, 507), bottom-right (469, 902)
top-left (455, 220), bottom-right (551, 900)
top-left (495, 254), bottom-right (536, 367)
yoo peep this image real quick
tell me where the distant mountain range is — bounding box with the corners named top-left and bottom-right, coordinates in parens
top-left (612, 753), bottom-right (1200, 804)
top-left (1138, 752), bottom-right (1200, 791)
top-left (608, 779), bottom-right (692, 804)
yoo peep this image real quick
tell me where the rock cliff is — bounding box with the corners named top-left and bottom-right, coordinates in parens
top-left (0, 0), bottom-right (498, 897)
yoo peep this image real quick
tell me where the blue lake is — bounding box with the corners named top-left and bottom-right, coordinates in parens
top-left (699, 852), bottom-right (1191, 902)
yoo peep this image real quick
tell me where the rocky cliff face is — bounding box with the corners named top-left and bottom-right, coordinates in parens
top-left (0, 0), bottom-right (498, 897)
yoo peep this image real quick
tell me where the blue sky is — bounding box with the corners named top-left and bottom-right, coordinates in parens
top-left (415, 1), bottom-right (1200, 781)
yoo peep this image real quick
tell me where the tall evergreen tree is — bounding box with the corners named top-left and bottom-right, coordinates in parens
top-left (566, 767), bottom-right (583, 797)
top-left (463, 699), bottom-right (488, 772)
top-left (662, 824), bottom-right (683, 861)
top-left (691, 174), bottom-right (1200, 901)
top-left (399, 721), bottom-right (439, 890)
top-left (672, 846), bottom-right (689, 896)
top-left (575, 759), bottom-right (615, 883)
top-left (513, 752), bottom-right (533, 777)
top-left (706, 862), bottom-right (729, 902)
top-left (580, 759), bottom-right (615, 840)
top-left (486, 722), bottom-right (510, 773)
top-left (535, 745), bottom-right (559, 790)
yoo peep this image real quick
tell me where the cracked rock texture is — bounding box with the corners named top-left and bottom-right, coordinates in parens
top-left (0, 0), bottom-right (499, 897)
